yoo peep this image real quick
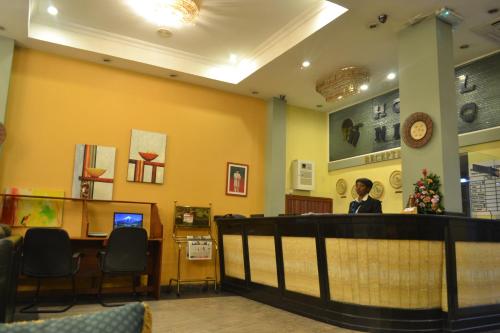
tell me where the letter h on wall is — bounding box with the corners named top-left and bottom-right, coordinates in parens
top-left (373, 103), bottom-right (387, 120)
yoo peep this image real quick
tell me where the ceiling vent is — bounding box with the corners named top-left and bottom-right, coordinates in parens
top-left (471, 18), bottom-right (500, 43)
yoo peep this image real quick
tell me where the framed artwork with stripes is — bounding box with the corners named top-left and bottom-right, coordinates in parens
top-left (127, 129), bottom-right (167, 184)
top-left (72, 144), bottom-right (116, 200)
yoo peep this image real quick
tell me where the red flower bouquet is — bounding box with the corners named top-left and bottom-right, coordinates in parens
top-left (413, 169), bottom-right (444, 214)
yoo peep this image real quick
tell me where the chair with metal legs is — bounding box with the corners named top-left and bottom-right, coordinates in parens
top-left (20, 228), bottom-right (82, 313)
top-left (97, 227), bottom-right (148, 307)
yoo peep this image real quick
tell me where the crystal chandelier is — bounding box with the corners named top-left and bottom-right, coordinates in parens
top-left (316, 67), bottom-right (370, 102)
top-left (127, 0), bottom-right (200, 28)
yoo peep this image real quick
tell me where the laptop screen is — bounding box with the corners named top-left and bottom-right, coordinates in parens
top-left (113, 212), bottom-right (143, 229)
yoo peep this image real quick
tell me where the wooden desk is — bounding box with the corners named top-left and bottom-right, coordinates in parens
top-left (71, 237), bottom-right (163, 299)
top-left (1, 195), bottom-right (164, 299)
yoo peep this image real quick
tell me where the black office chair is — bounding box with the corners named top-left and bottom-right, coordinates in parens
top-left (20, 228), bottom-right (82, 313)
top-left (97, 227), bottom-right (148, 307)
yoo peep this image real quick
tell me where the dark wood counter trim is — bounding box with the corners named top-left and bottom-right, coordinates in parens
top-left (217, 214), bottom-right (500, 333)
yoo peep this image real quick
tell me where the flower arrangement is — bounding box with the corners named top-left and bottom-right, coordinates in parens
top-left (413, 169), bottom-right (444, 214)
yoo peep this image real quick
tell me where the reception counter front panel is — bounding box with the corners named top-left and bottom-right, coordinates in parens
top-left (217, 215), bottom-right (500, 333)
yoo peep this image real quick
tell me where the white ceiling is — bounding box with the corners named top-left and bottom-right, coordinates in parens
top-left (0, 0), bottom-right (499, 112)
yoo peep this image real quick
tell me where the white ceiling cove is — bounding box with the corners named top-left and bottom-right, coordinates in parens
top-left (27, 0), bottom-right (347, 84)
top-left (0, 0), bottom-right (499, 112)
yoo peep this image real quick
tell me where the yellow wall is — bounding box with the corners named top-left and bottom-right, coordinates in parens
top-left (460, 141), bottom-right (500, 163)
top-left (0, 48), bottom-right (267, 283)
top-left (285, 105), bottom-right (330, 198)
top-left (285, 104), bottom-right (404, 213)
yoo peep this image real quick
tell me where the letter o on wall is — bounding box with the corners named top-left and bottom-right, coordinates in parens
top-left (459, 102), bottom-right (478, 123)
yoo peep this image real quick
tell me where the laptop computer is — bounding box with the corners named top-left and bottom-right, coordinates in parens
top-left (113, 212), bottom-right (143, 229)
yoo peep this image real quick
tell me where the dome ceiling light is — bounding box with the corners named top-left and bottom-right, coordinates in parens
top-left (316, 66), bottom-right (370, 102)
top-left (127, 0), bottom-right (200, 28)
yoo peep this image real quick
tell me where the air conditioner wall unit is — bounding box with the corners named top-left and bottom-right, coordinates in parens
top-left (292, 160), bottom-right (315, 191)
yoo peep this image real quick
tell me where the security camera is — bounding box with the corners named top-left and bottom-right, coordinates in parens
top-left (378, 14), bottom-right (388, 24)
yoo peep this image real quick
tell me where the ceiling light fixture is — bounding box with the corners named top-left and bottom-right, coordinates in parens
top-left (229, 54), bottom-right (238, 64)
top-left (47, 5), bottom-right (58, 16)
top-left (387, 72), bottom-right (396, 80)
top-left (157, 28), bottom-right (173, 38)
top-left (301, 60), bottom-right (311, 68)
top-left (316, 66), bottom-right (369, 102)
top-left (127, 0), bottom-right (199, 28)
top-left (459, 44), bottom-right (469, 49)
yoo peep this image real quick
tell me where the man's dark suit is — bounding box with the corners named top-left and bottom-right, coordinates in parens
top-left (348, 196), bottom-right (382, 214)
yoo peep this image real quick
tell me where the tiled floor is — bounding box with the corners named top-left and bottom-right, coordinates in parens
top-left (17, 295), bottom-right (358, 333)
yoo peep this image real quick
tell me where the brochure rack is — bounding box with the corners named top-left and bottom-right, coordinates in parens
top-left (169, 201), bottom-right (218, 296)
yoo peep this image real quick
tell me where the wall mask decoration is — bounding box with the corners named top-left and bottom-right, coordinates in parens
top-left (341, 119), bottom-right (353, 141)
top-left (459, 102), bottom-right (478, 123)
top-left (72, 144), bottom-right (116, 200)
top-left (341, 119), bottom-right (363, 147)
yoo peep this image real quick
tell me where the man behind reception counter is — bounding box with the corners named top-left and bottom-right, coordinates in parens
top-left (348, 178), bottom-right (382, 214)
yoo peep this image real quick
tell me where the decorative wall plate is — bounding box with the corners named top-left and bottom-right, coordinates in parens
top-left (336, 179), bottom-right (347, 195)
top-left (370, 181), bottom-right (384, 199)
top-left (402, 112), bottom-right (433, 148)
top-left (351, 184), bottom-right (358, 199)
top-left (389, 170), bottom-right (402, 189)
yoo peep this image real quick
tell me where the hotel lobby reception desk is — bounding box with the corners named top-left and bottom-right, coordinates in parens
top-left (216, 215), bottom-right (500, 333)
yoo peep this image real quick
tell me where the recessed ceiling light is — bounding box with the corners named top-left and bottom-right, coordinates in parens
top-left (387, 72), bottom-right (396, 80)
top-left (157, 28), bottom-right (172, 38)
top-left (459, 44), bottom-right (469, 49)
top-left (487, 8), bottom-right (498, 14)
top-left (47, 6), bottom-right (58, 16)
top-left (103, 58), bottom-right (112, 63)
top-left (337, 96), bottom-right (343, 100)
top-left (169, 73), bottom-right (178, 78)
top-left (316, 104), bottom-right (323, 108)
top-left (229, 54), bottom-right (238, 64)
top-left (251, 91), bottom-right (259, 95)
top-left (360, 84), bottom-right (369, 91)
top-left (301, 60), bottom-right (311, 68)
top-left (369, 23), bottom-right (378, 29)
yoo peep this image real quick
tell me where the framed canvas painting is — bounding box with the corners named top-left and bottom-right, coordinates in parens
top-left (3, 187), bottom-right (64, 227)
top-left (72, 144), bottom-right (116, 200)
top-left (226, 162), bottom-right (248, 197)
top-left (127, 129), bottom-right (167, 184)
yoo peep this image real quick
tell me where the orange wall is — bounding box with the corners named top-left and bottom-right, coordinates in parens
top-left (0, 48), bottom-right (267, 283)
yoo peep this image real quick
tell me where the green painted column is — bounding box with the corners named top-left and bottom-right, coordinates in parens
top-left (398, 17), bottom-right (462, 213)
top-left (0, 36), bottom-right (14, 129)
top-left (264, 97), bottom-right (286, 216)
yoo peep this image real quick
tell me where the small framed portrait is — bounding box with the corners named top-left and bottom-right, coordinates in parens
top-left (226, 162), bottom-right (248, 197)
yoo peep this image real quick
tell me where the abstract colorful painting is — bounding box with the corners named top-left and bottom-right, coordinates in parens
top-left (127, 129), bottom-right (167, 184)
top-left (3, 188), bottom-right (64, 227)
top-left (72, 144), bottom-right (116, 200)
